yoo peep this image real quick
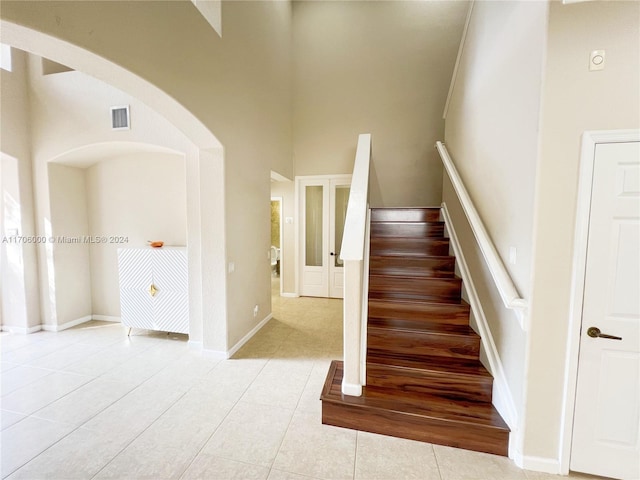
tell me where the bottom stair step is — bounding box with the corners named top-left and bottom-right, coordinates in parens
top-left (321, 360), bottom-right (509, 457)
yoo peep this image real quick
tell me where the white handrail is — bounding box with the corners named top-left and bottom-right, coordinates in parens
top-left (341, 134), bottom-right (372, 261)
top-left (436, 141), bottom-right (527, 326)
top-left (340, 133), bottom-right (371, 397)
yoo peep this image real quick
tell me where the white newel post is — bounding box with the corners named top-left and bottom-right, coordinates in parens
top-left (339, 133), bottom-right (371, 397)
top-left (342, 259), bottom-right (363, 396)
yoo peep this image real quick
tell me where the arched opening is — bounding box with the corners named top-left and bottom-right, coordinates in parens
top-left (0, 21), bottom-right (229, 354)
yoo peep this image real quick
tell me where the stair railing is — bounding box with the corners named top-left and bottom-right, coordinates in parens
top-left (340, 133), bottom-right (372, 396)
top-left (436, 141), bottom-right (527, 328)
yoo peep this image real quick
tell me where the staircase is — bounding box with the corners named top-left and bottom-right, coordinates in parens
top-left (321, 207), bottom-right (510, 456)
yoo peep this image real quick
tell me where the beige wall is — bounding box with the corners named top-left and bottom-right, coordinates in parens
top-left (0, 47), bottom-right (40, 330)
top-left (444, 0), bottom-right (548, 296)
top-left (48, 163), bottom-right (92, 325)
top-left (23, 51), bottom-right (198, 329)
top-left (293, 0), bottom-right (468, 207)
top-left (442, 175), bottom-right (526, 423)
top-left (1, 1), bottom-right (293, 350)
top-left (443, 1), bottom-right (549, 454)
top-left (85, 153), bottom-right (187, 318)
top-left (524, 0), bottom-right (640, 461)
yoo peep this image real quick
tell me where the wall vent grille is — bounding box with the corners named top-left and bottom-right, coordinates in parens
top-left (111, 106), bottom-right (130, 130)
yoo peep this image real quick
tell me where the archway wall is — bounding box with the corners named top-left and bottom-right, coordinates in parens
top-left (1, 0), bottom-right (293, 351)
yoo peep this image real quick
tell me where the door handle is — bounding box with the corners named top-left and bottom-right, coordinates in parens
top-left (587, 327), bottom-right (622, 340)
top-left (330, 252), bottom-right (335, 256)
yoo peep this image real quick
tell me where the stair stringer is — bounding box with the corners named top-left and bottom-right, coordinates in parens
top-left (440, 202), bottom-right (519, 456)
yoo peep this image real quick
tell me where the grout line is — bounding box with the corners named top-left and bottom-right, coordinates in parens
top-left (432, 443), bottom-right (444, 480)
top-left (177, 357), bottom-right (271, 479)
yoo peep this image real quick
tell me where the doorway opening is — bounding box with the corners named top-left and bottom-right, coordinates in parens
top-left (296, 174), bottom-right (351, 299)
top-left (270, 197), bottom-right (282, 298)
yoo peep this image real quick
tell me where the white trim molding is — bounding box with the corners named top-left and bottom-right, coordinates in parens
top-left (280, 292), bottom-right (299, 298)
top-left (443, 1), bottom-right (475, 120)
top-left (41, 315), bottom-right (92, 332)
top-left (559, 129), bottom-right (640, 474)
top-left (1, 324), bottom-right (42, 334)
top-left (436, 142), bottom-right (527, 330)
top-left (92, 315), bottom-right (121, 322)
top-left (441, 203), bottom-right (519, 432)
top-left (202, 313), bottom-right (273, 360)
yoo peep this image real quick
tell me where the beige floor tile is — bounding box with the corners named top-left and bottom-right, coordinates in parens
top-left (181, 454), bottom-right (270, 480)
top-left (267, 469), bottom-right (322, 480)
top-left (355, 431), bottom-right (440, 480)
top-left (1, 371), bottom-right (93, 415)
top-left (27, 342), bottom-right (105, 371)
top-left (434, 444), bottom-right (527, 480)
top-left (0, 361), bottom-right (19, 373)
top-left (200, 401), bottom-right (294, 467)
top-left (295, 370), bottom-right (326, 415)
top-left (0, 416), bottom-right (76, 478)
top-left (95, 388), bottom-right (235, 479)
top-left (240, 360), bottom-right (311, 410)
top-left (524, 470), bottom-right (610, 479)
top-left (6, 426), bottom-right (131, 480)
top-left (81, 380), bottom-right (184, 439)
top-left (1, 337), bottom-right (75, 365)
top-left (99, 340), bottom-right (188, 385)
top-left (0, 409), bottom-right (26, 430)
top-left (192, 357), bottom-right (268, 403)
top-left (61, 338), bottom-right (157, 376)
top-left (1, 365), bottom-right (53, 395)
top-left (33, 376), bottom-right (138, 426)
top-left (272, 410), bottom-right (357, 480)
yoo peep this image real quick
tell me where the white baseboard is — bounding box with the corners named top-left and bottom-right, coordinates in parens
top-left (441, 202), bottom-right (519, 431)
top-left (341, 381), bottom-right (362, 396)
top-left (280, 292), bottom-right (299, 298)
top-left (200, 313), bottom-right (273, 360)
top-left (521, 455), bottom-right (561, 474)
top-left (200, 348), bottom-right (229, 360)
top-left (1, 324), bottom-right (42, 334)
top-left (92, 315), bottom-right (121, 322)
top-left (226, 313), bottom-right (273, 358)
top-left (41, 315), bottom-right (92, 332)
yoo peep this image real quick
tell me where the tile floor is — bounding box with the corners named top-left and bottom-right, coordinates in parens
top-left (1, 291), bottom-right (606, 480)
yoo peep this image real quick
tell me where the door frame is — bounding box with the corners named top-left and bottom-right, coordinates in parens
top-left (560, 129), bottom-right (640, 474)
top-left (294, 174), bottom-right (352, 297)
top-left (271, 196), bottom-right (283, 297)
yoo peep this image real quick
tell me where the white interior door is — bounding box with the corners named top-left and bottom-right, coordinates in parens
top-left (329, 180), bottom-right (350, 298)
top-left (299, 176), bottom-right (351, 298)
top-left (571, 141), bottom-right (640, 480)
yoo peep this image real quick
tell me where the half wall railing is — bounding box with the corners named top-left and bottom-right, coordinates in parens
top-left (339, 133), bottom-right (372, 396)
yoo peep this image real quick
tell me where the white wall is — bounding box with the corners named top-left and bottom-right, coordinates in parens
top-left (47, 163), bottom-right (91, 325)
top-left (524, 0), bottom-right (640, 464)
top-left (293, 0), bottom-right (468, 207)
top-left (85, 153), bottom-right (186, 318)
top-left (0, 47), bottom-right (40, 331)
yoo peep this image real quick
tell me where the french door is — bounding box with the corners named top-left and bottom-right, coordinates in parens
top-left (298, 175), bottom-right (351, 298)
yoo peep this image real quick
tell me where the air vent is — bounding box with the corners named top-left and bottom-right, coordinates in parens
top-left (111, 106), bottom-right (130, 130)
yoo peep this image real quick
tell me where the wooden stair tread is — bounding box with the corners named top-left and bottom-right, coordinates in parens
top-left (322, 361), bottom-right (508, 430)
top-left (369, 256), bottom-right (455, 278)
top-left (371, 208), bottom-right (441, 223)
top-left (367, 354), bottom-right (492, 379)
top-left (370, 237), bottom-right (450, 257)
top-left (368, 317), bottom-right (478, 336)
top-left (369, 297), bottom-right (470, 308)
